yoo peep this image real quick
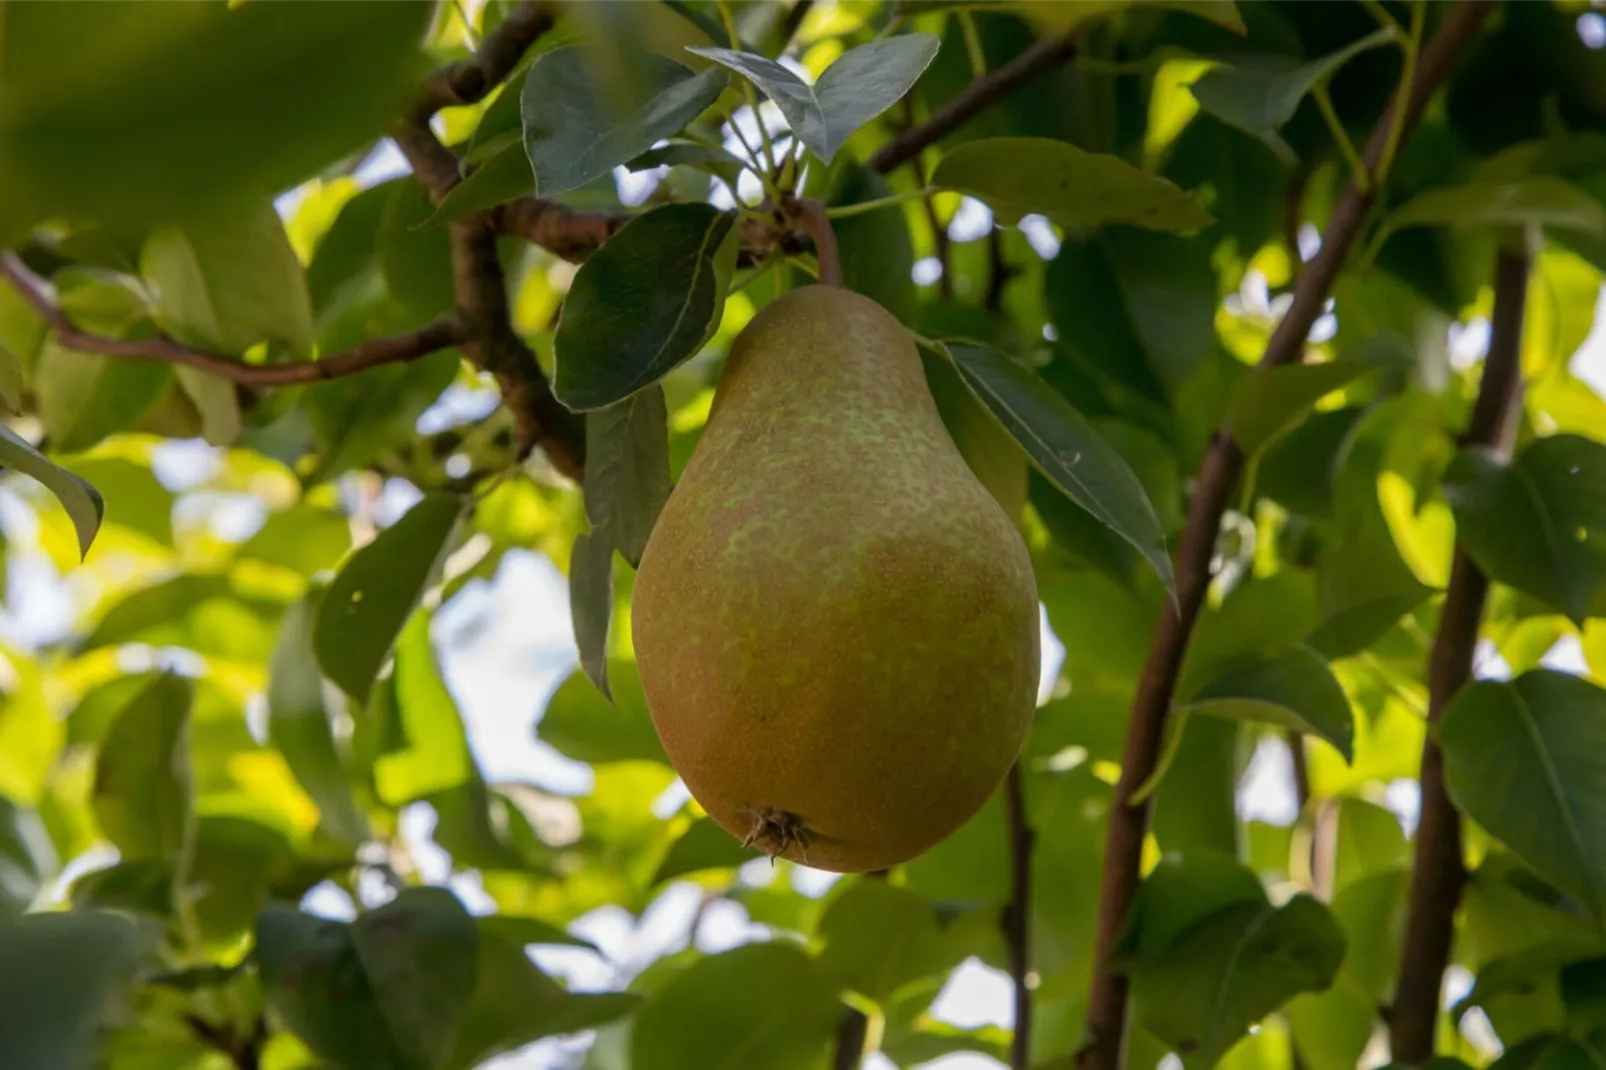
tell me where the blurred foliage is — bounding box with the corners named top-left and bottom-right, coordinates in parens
top-left (0, 1), bottom-right (1605, 1069)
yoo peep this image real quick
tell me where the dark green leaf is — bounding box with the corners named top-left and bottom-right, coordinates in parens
top-left (1112, 851), bottom-right (1266, 969)
top-left (943, 341), bottom-right (1174, 596)
top-left (33, 336), bottom-right (171, 454)
top-left (315, 492), bottom-right (465, 703)
top-left (378, 181), bottom-right (454, 323)
top-left (1189, 27), bottom-right (1396, 162)
top-left (268, 587), bottom-right (367, 847)
top-left (554, 202), bottom-right (738, 410)
top-left (140, 201), bottom-right (313, 354)
top-left (428, 145), bottom-right (536, 226)
top-left (0, 911), bottom-right (145, 1070)
top-left (688, 35), bottom-right (940, 163)
top-left (92, 672), bottom-right (193, 861)
top-left (1441, 670), bottom-right (1606, 923)
top-left (1231, 361), bottom-right (1375, 457)
top-left (826, 161), bottom-right (919, 326)
top-left (0, 3), bottom-right (432, 236)
top-left (476, 913), bottom-right (594, 951)
top-left (567, 530), bottom-right (616, 701)
top-left (932, 137), bottom-right (1214, 230)
top-left (631, 942), bottom-right (844, 1070)
top-left (817, 879), bottom-right (960, 1002)
top-left (256, 906), bottom-right (404, 1070)
top-left (0, 425), bottom-right (102, 558)
top-left (521, 48), bottom-right (728, 198)
top-left (1442, 434), bottom-right (1606, 626)
top-left (447, 925), bottom-right (638, 1069)
top-left (1046, 228), bottom-right (1217, 395)
top-left (1126, 894), bottom-right (1346, 1068)
top-left (350, 887), bottom-right (479, 1070)
top-left (1389, 177), bottom-right (1606, 236)
top-left (1180, 645), bottom-right (1354, 760)
top-left (538, 663), bottom-right (668, 766)
top-left (628, 140), bottom-right (750, 189)
top-left (305, 351), bottom-right (460, 483)
top-left (652, 816), bottom-right (761, 885)
top-left (583, 386), bottom-right (671, 568)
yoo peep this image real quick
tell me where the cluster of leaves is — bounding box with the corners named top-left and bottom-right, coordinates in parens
top-left (3, 1), bottom-right (1606, 1069)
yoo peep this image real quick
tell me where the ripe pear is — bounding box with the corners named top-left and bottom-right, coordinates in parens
top-left (631, 286), bottom-right (1040, 873)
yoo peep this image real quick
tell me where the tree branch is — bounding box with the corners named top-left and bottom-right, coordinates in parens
top-left (869, 32), bottom-right (1077, 175)
top-left (1076, 6), bottom-right (1495, 1068)
top-left (1389, 243), bottom-right (1529, 1064)
top-left (0, 252), bottom-right (465, 388)
top-left (1005, 762), bottom-right (1035, 1070)
top-left (832, 1006), bottom-right (869, 1070)
top-left (395, 0), bottom-right (584, 481)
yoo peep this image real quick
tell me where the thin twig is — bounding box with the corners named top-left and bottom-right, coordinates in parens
top-left (1389, 244), bottom-right (1528, 1064)
top-left (0, 252), bottom-right (466, 388)
top-left (870, 32), bottom-right (1077, 175)
top-left (1005, 762), bottom-right (1035, 1070)
top-left (1076, 6), bottom-right (1495, 1068)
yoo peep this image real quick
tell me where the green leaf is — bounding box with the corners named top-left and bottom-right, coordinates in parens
top-left (1230, 361), bottom-right (1375, 457)
top-left (0, 425), bottom-right (103, 558)
top-left (378, 181), bottom-right (454, 323)
top-left (1441, 670), bottom-right (1606, 923)
top-left (1112, 851), bottom-right (1266, 969)
top-left (447, 924), bottom-right (638, 1069)
top-left (932, 137), bottom-right (1214, 231)
top-left (827, 161), bottom-right (919, 326)
top-left (240, 503), bottom-right (352, 576)
top-left (305, 351), bottom-right (461, 483)
top-left (521, 47), bottom-right (728, 198)
top-left (373, 612), bottom-right (476, 806)
top-left (172, 366), bottom-right (241, 447)
top-left (817, 879), bottom-right (960, 1003)
top-left (33, 335), bottom-right (171, 454)
top-left (1388, 177), bottom-right (1606, 236)
top-left (315, 492), bottom-right (465, 703)
top-left (0, 282), bottom-right (46, 410)
top-left (1189, 27), bottom-right (1397, 162)
top-left (92, 672), bottom-right (193, 861)
top-left (689, 34), bottom-right (939, 163)
top-left (1126, 894), bottom-right (1346, 1068)
top-left (631, 942), bottom-right (845, 1070)
top-left (1046, 228), bottom-right (1217, 394)
top-left (140, 201), bottom-right (314, 355)
top-left (476, 913), bottom-right (595, 951)
top-left (0, 3), bottom-right (432, 236)
top-left (583, 386), bottom-right (672, 568)
top-left (554, 202), bottom-right (738, 410)
top-left (0, 911), bottom-right (145, 1070)
top-left (428, 145), bottom-right (536, 226)
top-left (568, 529), bottom-right (616, 702)
top-left (538, 663), bottom-right (668, 766)
top-left (1442, 435), bottom-right (1606, 627)
top-left (349, 887), bottom-right (479, 1070)
top-left (256, 890), bottom-right (482, 1070)
top-left (628, 140), bottom-right (750, 189)
top-left (268, 587), bottom-right (367, 847)
top-left (257, 905), bottom-right (403, 1069)
top-left (652, 816), bottom-right (761, 885)
top-left (1179, 645), bottom-right (1354, 761)
top-left (943, 340), bottom-right (1175, 597)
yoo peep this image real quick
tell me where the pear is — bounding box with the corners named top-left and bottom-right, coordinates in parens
top-left (631, 286), bottom-right (1040, 873)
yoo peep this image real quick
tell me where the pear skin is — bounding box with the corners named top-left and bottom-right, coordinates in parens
top-left (631, 286), bottom-right (1040, 873)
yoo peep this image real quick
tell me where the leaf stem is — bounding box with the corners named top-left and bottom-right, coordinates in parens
top-left (792, 198), bottom-right (843, 287)
top-left (823, 187), bottom-right (938, 218)
top-left (959, 11), bottom-right (989, 79)
top-left (716, 0), bottom-right (779, 176)
top-left (1359, 0), bottom-right (1405, 34)
top-left (1377, 0), bottom-right (1425, 188)
top-left (1313, 83), bottom-right (1370, 194)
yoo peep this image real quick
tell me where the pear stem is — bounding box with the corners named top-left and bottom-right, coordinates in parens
top-left (792, 198), bottom-right (843, 287)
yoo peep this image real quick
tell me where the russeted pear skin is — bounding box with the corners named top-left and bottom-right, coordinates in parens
top-left (631, 286), bottom-right (1040, 874)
